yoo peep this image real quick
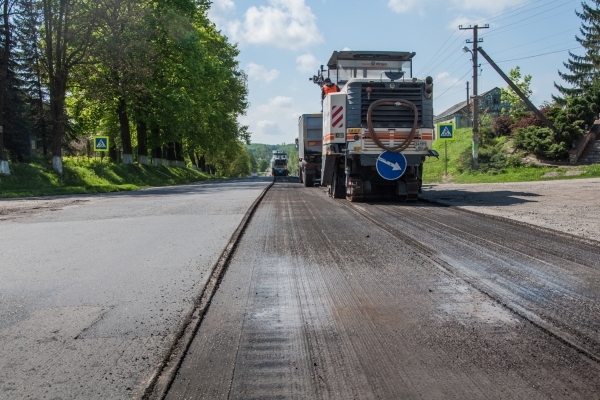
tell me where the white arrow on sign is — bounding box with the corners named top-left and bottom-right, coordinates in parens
top-left (378, 156), bottom-right (401, 171)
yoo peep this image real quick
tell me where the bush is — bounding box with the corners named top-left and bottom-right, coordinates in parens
top-left (511, 107), bottom-right (549, 130)
top-left (513, 126), bottom-right (570, 160)
top-left (492, 115), bottom-right (513, 137)
top-left (456, 137), bottom-right (511, 173)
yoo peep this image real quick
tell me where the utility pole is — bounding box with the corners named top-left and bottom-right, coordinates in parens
top-left (460, 24), bottom-right (488, 170)
top-left (466, 81), bottom-right (470, 128)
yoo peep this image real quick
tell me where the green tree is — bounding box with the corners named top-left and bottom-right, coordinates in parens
top-left (76, 0), bottom-right (154, 165)
top-left (41, 0), bottom-right (100, 173)
top-left (257, 158), bottom-right (268, 172)
top-left (15, 0), bottom-right (51, 156)
top-left (248, 151), bottom-right (258, 172)
top-left (555, 1), bottom-right (600, 101)
top-left (500, 66), bottom-right (532, 121)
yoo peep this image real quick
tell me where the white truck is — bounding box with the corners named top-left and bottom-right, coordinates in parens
top-left (315, 51), bottom-right (437, 201)
top-left (296, 114), bottom-right (323, 187)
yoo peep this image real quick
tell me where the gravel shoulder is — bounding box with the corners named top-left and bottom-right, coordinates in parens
top-left (420, 178), bottom-right (600, 243)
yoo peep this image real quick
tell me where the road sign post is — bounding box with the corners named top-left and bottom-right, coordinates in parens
top-left (437, 123), bottom-right (455, 177)
top-left (93, 136), bottom-right (109, 178)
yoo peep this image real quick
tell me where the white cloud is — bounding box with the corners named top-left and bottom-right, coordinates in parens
top-left (434, 71), bottom-right (463, 91)
top-left (448, 15), bottom-right (475, 29)
top-left (388, 0), bottom-right (423, 14)
top-left (208, 0), bottom-right (235, 24)
top-left (226, 0), bottom-right (323, 50)
top-left (267, 96), bottom-right (294, 108)
top-left (242, 95), bottom-right (300, 142)
top-left (452, 0), bottom-right (525, 13)
top-left (256, 120), bottom-right (282, 136)
top-left (342, 47), bottom-right (351, 51)
top-left (296, 54), bottom-right (319, 73)
top-left (246, 62), bottom-right (280, 83)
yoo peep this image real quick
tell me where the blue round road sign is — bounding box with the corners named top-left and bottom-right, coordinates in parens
top-left (376, 151), bottom-right (407, 180)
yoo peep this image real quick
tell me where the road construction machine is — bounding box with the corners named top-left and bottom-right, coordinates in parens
top-left (296, 114), bottom-right (323, 187)
top-left (313, 51), bottom-right (438, 201)
top-left (270, 150), bottom-right (289, 176)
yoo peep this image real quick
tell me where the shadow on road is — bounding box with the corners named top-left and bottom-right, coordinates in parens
top-left (420, 186), bottom-right (542, 207)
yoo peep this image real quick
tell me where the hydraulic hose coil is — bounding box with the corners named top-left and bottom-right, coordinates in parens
top-left (366, 99), bottom-right (419, 153)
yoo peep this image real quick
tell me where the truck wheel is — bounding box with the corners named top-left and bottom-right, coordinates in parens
top-left (303, 173), bottom-right (313, 187)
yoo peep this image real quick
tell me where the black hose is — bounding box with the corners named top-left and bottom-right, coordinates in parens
top-left (366, 99), bottom-right (418, 153)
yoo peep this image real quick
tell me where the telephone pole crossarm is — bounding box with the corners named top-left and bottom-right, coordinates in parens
top-left (476, 47), bottom-right (557, 132)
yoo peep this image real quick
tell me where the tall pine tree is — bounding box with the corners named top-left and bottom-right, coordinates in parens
top-left (555, 1), bottom-right (600, 101)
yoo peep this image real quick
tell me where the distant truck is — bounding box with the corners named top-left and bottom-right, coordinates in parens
top-left (296, 114), bottom-right (322, 187)
top-left (270, 150), bottom-right (289, 176)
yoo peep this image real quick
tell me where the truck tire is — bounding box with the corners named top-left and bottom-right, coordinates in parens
top-left (303, 172), bottom-right (313, 187)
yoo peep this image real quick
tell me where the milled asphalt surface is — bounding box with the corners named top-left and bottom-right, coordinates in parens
top-left (165, 179), bottom-right (600, 399)
top-left (0, 178), bottom-right (271, 399)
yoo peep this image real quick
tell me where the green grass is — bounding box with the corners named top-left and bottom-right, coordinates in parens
top-left (0, 157), bottom-right (213, 198)
top-left (423, 128), bottom-right (600, 184)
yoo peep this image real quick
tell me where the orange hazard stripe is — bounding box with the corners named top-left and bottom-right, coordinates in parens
top-left (323, 134), bottom-right (336, 142)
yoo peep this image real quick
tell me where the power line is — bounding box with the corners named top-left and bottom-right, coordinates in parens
top-left (493, 40), bottom-right (579, 61)
top-left (434, 59), bottom-right (471, 86)
top-left (494, 46), bottom-right (583, 63)
top-left (435, 86), bottom-right (468, 102)
top-left (474, 0), bottom-right (572, 26)
top-left (471, 0), bottom-right (551, 24)
top-left (435, 69), bottom-right (472, 101)
top-left (423, 31), bottom-right (469, 76)
top-left (481, 2), bottom-right (577, 39)
top-left (417, 29), bottom-right (460, 75)
top-left (492, 28), bottom-right (577, 55)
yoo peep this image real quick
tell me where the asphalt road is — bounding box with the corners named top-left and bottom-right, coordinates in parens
top-left (0, 178), bottom-right (272, 399)
top-left (165, 178), bottom-right (600, 399)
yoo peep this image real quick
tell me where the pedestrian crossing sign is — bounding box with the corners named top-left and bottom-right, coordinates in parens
top-left (437, 123), bottom-right (455, 141)
top-left (93, 136), bottom-right (110, 152)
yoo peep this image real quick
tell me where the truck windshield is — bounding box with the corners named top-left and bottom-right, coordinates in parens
top-left (335, 59), bottom-right (411, 83)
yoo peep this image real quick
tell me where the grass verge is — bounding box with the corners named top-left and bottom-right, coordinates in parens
top-left (0, 157), bottom-right (212, 198)
top-left (423, 128), bottom-right (600, 184)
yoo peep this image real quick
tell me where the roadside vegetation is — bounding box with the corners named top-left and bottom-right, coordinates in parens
top-left (424, 127), bottom-right (600, 184)
top-left (0, 156), bottom-right (213, 198)
top-left (0, 0), bottom-right (252, 180)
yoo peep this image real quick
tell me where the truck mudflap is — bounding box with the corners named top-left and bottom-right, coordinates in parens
top-left (321, 154), bottom-right (340, 186)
